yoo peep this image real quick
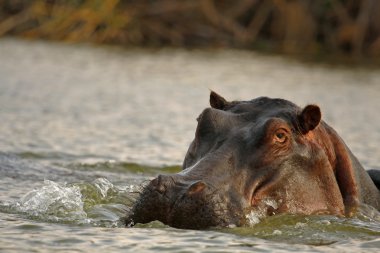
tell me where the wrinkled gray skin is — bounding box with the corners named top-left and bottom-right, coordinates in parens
top-left (127, 92), bottom-right (380, 229)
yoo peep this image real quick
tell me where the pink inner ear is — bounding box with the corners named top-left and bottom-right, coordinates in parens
top-left (209, 91), bottom-right (228, 110)
top-left (299, 105), bottom-right (321, 134)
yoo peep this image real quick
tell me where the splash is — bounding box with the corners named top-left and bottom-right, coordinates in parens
top-left (4, 178), bottom-right (139, 227)
top-left (92, 178), bottom-right (115, 198)
top-left (246, 209), bottom-right (266, 225)
top-left (15, 180), bottom-right (88, 223)
top-left (80, 178), bottom-right (138, 227)
top-left (356, 204), bottom-right (380, 222)
top-left (246, 198), bottom-right (280, 226)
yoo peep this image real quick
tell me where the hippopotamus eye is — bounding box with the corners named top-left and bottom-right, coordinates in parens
top-left (274, 129), bottom-right (288, 143)
top-left (276, 133), bottom-right (284, 139)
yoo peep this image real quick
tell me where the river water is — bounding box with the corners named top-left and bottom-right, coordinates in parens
top-left (0, 38), bottom-right (380, 252)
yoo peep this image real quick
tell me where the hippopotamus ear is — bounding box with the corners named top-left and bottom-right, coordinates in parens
top-left (298, 105), bottom-right (322, 134)
top-left (210, 91), bottom-right (229, 110)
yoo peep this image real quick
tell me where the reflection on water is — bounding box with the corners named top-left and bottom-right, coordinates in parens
top-left (0, 38), bottom-right (380, 252)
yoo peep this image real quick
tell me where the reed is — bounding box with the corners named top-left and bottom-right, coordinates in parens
top-left (0, 0), bottom-right (379, 58)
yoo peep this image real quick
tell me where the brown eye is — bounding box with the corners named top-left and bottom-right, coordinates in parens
top-left (274, 130), bottom-right (287, 143)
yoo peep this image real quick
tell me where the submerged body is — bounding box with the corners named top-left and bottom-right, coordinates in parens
top-left (128, 92), bottom-right (380, 229)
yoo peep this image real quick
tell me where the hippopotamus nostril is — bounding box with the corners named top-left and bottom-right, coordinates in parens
top-left (186, 181), bottom-right (207, 195)
top-left (150, 175), bottom-right (173, 194)
top-left (150, 178), bottom-right (165, 194)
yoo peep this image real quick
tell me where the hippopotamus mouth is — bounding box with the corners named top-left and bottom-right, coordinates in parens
top-left (126, 92), bottom-right (380, 229)
top-left (128, 174), bottom-right (248, 229)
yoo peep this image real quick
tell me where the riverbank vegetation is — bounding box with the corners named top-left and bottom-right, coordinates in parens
top-left (0, 0), bottom-right (379, 60)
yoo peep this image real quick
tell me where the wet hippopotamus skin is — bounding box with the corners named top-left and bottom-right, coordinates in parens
top-left (127, 92), bottom-right (380, 229)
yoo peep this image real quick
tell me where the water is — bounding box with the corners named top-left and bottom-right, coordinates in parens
top-left (0, 38), bottom-right (380, 252)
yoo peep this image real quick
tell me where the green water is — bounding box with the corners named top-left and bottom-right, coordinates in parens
top-left (0, 38), bottom-right (380, 252)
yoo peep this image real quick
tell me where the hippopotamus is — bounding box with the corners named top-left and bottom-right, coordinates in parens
top-left (127, 92), bottom-right (380, 229)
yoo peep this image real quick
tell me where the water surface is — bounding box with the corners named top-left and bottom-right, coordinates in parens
top-left (0, 38), bottom-right (380, 252)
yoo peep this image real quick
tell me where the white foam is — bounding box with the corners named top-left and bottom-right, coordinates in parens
top-left (93, 178), bottom-right (114, 198)
top-left (16, 180), bottom-right (87, 221)
top-left (246, 198), bottom-right (280, 226)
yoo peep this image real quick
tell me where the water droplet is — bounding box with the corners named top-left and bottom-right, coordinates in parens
top-left (92, 178), bottom-right (114, 198)
top-left (15, 180), bottom-right (87, 222)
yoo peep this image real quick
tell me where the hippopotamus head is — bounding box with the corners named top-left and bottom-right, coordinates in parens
top-left (127, 92), bottom-right (380, 229)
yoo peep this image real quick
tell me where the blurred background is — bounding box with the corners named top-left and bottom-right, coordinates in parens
top-left (1, 1), bottom-right (380, 251)
top-left (0, 0), bottom-right (380, 61)
top-left (0, 0), bottom-right (380, 167)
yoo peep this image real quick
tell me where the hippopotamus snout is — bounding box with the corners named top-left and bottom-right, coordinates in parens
top-left (151, 175), bottom-right (208, 197)
top-left (128, 174), bottom-right (245, 229)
